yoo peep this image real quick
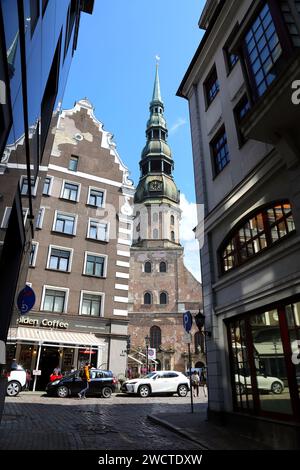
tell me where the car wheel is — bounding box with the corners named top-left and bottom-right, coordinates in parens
top-left (236, 383), bottom-right (245, 395)
top-left (101, 386), bottom-right (112, 398)
top-left (138, 385), bottom-right (150, 398)
top-left (177, 384), bottom-right (188, 397)
top-left (271, 381), bottom-right (283, 394)
top-left (6, 380), bottom-right (21, 397)
top-left (57, 385), bottom-right (69, 398)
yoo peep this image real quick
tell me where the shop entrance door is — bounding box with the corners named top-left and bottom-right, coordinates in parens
top-left (37, 348), bottom-right (60, 391)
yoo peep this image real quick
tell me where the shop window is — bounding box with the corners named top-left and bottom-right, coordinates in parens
top-left (220, 201), bottom-right (296, 273)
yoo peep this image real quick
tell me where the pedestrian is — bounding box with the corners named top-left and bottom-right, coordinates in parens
top-left (49, 368), bottom-right (63, 382)
top-left (78, 362), bottom-right (91, 399)
top-left (200, 368), bottom-right (207, 397)
top-left (25, 369), bottom-right (32, 391)
top-left (191, 371), bottom-right (200, 397)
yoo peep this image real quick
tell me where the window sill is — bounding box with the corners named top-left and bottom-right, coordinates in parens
top-left (59, 197), bottom-right (79, 203)
top-left (45, 268), bottom-right (71, 274)
top-left (51, 230), bottom-right (76, 237)
top-left (86, 204), bottom-right (105, 210)
top-left (82, 273), bottom-right (106, 279)
top-left (86, 237), bottom-right (109, 243)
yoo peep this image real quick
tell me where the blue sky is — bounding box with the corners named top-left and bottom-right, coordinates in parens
top-left (62, 0), bottom-right (206, 280)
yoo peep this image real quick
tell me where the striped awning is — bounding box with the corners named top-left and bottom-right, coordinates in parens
top-left (7, 327), bottom-right (106, 349)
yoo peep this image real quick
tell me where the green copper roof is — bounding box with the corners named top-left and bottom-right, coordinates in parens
top-left (151, 64), bottom-right (163, 105)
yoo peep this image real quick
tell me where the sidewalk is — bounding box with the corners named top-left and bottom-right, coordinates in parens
top-left (148, 407), bottom-right (271, 450)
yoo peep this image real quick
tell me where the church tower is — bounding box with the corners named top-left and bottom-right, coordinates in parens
top-left (128, 64), bottom-right (203, 374)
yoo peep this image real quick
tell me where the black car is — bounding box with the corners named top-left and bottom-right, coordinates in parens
top-left (46, 369), bottom-right (117, 398)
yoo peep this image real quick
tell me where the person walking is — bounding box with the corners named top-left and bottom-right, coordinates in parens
top-left (200, 368), bottom-right (207, 398)
top-left (191, 371), bottom-right (200, 397)
top-left (78, 362), bottom-right (91, 399)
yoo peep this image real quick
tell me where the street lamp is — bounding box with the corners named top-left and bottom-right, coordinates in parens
top-left (145, 335), bottom-right (150, 373)
top-left (195, 310), bottom-right (212, 338)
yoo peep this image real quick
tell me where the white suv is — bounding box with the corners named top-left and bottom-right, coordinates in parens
top-left (121, 371), bottom-right (190, 397)
top-left (6, 365), bottom-right (26, 397)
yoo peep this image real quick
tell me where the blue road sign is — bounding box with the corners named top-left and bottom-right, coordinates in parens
top-left (183, 311), bottom-right (193, 333)
top-left (17, 285), bottom-right (36, 315)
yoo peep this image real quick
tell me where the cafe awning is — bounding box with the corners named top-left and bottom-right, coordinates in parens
top-left (7, 327), bottom-right (106, 349)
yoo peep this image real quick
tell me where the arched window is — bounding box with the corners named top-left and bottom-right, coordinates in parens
top-left (170, 215), bottom-right (175, 225)
top-left (144, 292), bottom-right (152, 305)
top-left (159, 261), bottom-right (167, 273)
top-left (194, 331), bottom-right (204, 354)
top-left (171, 230), bottom-right (175, 242)
top-left (153, 228), bottom-right (159, 239)
top-left (153, 213), bottom-right (158, 223)
top-left (150, 325), bottom-right (161, 350)
top-left (160, 292), bottom-right (168, 305)
top-left (144, 261), bottom-right (152, 273)
top-left (220, 201), bottom-right (295, 273)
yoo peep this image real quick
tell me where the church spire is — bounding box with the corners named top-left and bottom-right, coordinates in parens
top-left (151, 62), bottom-right (163, 105)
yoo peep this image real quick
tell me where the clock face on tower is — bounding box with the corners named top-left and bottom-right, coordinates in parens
top-left (149, 180), bottom-right (162, 192)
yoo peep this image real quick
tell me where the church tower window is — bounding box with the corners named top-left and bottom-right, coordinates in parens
top-left (144, 292), bottom-right (152, 305)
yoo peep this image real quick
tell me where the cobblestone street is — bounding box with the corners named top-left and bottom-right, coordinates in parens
top-left (0, 392), bottom-right (207, 450)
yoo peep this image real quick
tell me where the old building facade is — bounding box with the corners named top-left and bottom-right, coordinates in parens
top-left (178, 0), bottom-right (300, 448)
top-left (7, 98), bottom-right (134, 389)
top-left (128, 66), bottom-right (203, 375)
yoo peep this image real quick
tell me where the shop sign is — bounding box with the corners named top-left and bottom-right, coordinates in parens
top-left (17, 286), bottom-right (36, 315)
top-left (32, 370), bottom-right (41, 376)
top-left (17, 317), bottom-right (69, 329)
top-left (79, 349), bottom-right (96, 354)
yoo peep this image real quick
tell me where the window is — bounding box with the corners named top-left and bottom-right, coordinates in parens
top-left (42, 287), bottom-right (68, 313)
top-left (160, 292), bottom-right (168, 305)
top-left (204, 65), bottom-right (219, 107)
top-left (61, 181), bottom-right (80, 201)
top-left (153, 228), bottom-right (159, 239)
top-left (221, 201), bottom-right (296, 273)
top-left (171, 231), bottom-right (175, 242)
top-left (80, 291), bottom-right (103, 317)
top-left (43, 176), bottom-right (52, 196)
top-left (35, 207), bottom-right (45, 229)
top-left (29, 242), bottom-right (38, 267)
top-left (144, 261), bottom-right (152, 273)
top-left (53, 211), bottom-right (76, 235)
top-left (234, 95), bottom-right (251, 146)
top-left (87, 219), bottom-right (108, 241)
top-left (30, 0), bottom-right (40, 36)
top-left (144, 292), bottom-right (152, 305)
top-left (159, 261), bottom-right (167, 273)
top-left (244, 3), bottom-right (282, 97)
top-left (41, 33), bottom-right (61, 157)
top-left (170, 215), bottom-right (175, 226)
top-left (211, 126), bottom-right (230, 175)
top-left (84, 253), bottom-right (106, 277)
top-left (64, 0), bottom-right (78, 58)
top-left (20, 176), bottom-right (38, 196)
top-left (224, 25), bottom-right (240, 74)
top-left (68, 156), bottom-right (78, 171)
top-left (47, 246), bottom-right (72, 272)
top-left (150, 325), bottom-right (161, 350)
top-left (88, 188), bottom-right (104, 207)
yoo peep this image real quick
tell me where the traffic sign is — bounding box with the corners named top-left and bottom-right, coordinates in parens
top-left (148, 348), bottom-right (156, 360)
top-left (17, 285), bottom-right (36, 315)
top-left (183, 311), bottom-right (193, 333)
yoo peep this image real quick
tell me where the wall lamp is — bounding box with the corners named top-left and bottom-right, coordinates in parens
top-left (194, 311), bottom-right (212, 338)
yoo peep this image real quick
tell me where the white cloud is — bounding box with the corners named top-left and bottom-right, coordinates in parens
top-left (169, 117), bottom-right (186, 135)
top-left (179, 193), bottom-right (201, 282)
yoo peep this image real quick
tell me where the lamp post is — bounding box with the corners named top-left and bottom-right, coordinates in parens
top-left (145, 335), bottom-right (150, 374)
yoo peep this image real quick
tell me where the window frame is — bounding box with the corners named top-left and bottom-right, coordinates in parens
top-left (210, 125), bottom-right (230, 177)
top-left (159, 291), bottom-right (168, 305)
top-left (20, 175), bottom-right (39, 197)
top-left (83, 251), bottom-right (108, 278)
top-left (41, 285), bottom-right (69, 313)
top-left (159, 261), bottom-right (167, 273)
top-left (219, 200), bottom-right (296, 274)
top-left (60, 179), bottom-right (81, 202)
top-left (223, 24), bottom-right (240, 75)
top-left (52, 210), bottom-right (78, 236)
top-left (233, 94), bottom-right (251, 147)
top-left (87, 218), bottom-right (109, 242)
top-left (42, 176), bottom-right (54, 196)
top-left (144, 261), bottom-right (152, 273)
top-left (87, 186), bottom-right (106, 208)
top-left (203, 64), bottom-right (220, 109)
top-left (79, 290), bottom-right (105, 317)
top-left (68, 155), bottom-right (79, 172)
top-left (144, 292), bottom-right (152, 305)
top-left (46, 244), bottom-right (74, 273)
top-left (29, 241), bottom-right (39, 267)
top-left (35, 207), bottom-right (45, 230)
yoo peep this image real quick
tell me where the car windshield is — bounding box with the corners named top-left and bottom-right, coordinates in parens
top-left (143, 372), bottom-right (157, 379)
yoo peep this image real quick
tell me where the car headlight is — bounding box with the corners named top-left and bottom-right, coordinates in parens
top-left (50, 380), bottom-right (61, 386)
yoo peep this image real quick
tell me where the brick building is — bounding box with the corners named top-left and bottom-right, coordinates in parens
top-left (128, 65), bottom-right (203, 375)
top-left (7, 98), bottom-right (134, 389)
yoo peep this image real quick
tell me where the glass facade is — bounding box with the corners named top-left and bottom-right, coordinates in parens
top-left (228, 298), bottom-right (300, 421)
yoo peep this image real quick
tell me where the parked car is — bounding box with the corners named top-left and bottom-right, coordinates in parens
top-left (121, 370), bottom-right (190, 397)
top-left (6, 364), bottom-right (26, 397)
top-left (46, 369), bottom-right (117, 398)
top-left (235, 372), bottom-right (284, 394)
